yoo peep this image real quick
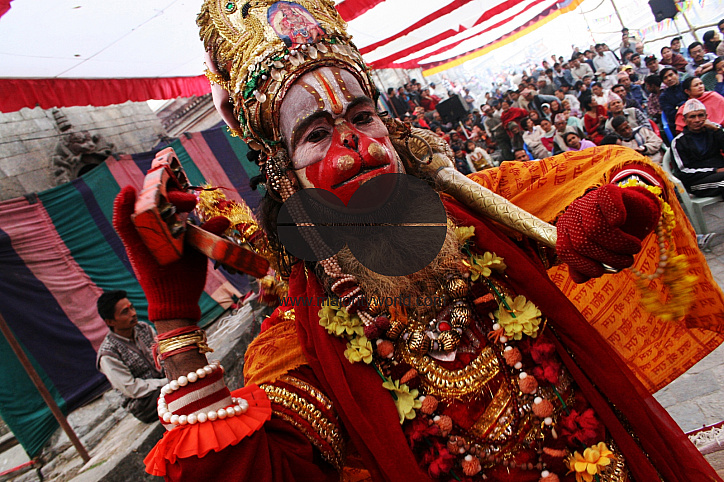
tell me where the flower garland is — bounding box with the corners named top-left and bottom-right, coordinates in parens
top-left (318, 225), bottom-right (621, 480)
top-left (618, 178), bottom-right (696, 321)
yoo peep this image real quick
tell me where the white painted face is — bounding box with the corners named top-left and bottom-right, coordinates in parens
top-left (279, 66), bottom-right (403, 204)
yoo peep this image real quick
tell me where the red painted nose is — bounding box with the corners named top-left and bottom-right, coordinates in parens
top-left (341, 131), bottom-right (359, 151)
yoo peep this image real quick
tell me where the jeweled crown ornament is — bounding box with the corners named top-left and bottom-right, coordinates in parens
top-left (198, 0), bottom-right (375, 152)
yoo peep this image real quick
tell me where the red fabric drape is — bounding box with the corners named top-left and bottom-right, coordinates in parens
top-left (0, 76), bottom-right (211, 113)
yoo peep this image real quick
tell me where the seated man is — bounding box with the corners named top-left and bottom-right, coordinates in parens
top-left (659, 67), bottom-right (688, 126)
top-left (611, 115), bottom-right (663, 163)
top-left (686, 41), bottom-right (716, 78)
top-left (671, 98), bottom-right (724, 197)
top-left (604, 93), bottom-right (649, 133)
top-left (96, 290), bottom-right (167, 423)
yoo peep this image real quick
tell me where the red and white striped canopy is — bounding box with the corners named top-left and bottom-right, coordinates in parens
top-left (339, 0), bottom-right (583, 74)
top-left (0, 0), bottom-right (583, 111)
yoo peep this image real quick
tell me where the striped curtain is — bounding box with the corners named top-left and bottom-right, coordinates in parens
top-left (0, 124), bottom-right (261, 456)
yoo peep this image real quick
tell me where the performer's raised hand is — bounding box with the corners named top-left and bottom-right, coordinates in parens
top-left (556, 184), bottom-right (661, 283)
top-left (113, 186), bottom-right (229, 322)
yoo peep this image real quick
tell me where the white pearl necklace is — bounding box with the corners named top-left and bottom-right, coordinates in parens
top-left (160, 362), bottom-right (221, 395)
top-left (158, 396), bottom-right (250, 426)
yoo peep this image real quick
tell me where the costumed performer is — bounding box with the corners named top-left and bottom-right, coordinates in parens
top-left (114, 1), bottom-right (724, 481)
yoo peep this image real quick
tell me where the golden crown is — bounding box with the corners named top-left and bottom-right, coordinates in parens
top-left (198, 0), bottom-right (375, 152)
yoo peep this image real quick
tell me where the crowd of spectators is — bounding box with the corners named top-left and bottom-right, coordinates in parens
top-left (379, 21), bottom-right (724, 178)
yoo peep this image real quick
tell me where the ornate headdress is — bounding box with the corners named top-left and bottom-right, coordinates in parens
top-left (197, 0), bottom-right (375, 153)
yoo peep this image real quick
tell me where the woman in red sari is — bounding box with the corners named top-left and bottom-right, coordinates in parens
top-left (582, 95), bottom-right (607, 145)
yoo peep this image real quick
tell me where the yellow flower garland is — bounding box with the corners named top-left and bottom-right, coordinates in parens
top-left (618, 179), bottom-right (695, 321)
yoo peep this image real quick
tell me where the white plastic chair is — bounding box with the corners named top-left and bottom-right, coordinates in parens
top-left (661, 149), bottom-right (722, 234)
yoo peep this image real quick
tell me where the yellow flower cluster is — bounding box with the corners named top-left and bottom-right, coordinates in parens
top-left (467, 251), bottom-right (507, 281)
top-left (319, 302), bottom-right (364, 337)
top-left (381, 379), bottom-right (422, 423)
top-left (566, 442), bottom-right (615, 482)
top-left (619, 178), bottom-right (695, 321)
top-left (344, 336), bottom-right (374, 364)
top-left (454, 225), bottom-right (476, 245)
top-left (494, 295), bottom-right (542, 340)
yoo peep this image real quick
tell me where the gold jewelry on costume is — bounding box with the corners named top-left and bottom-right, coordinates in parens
top-left (157, 330), bottom-right (213, 355)
top-left (261, 376), bottom-right (344, 470)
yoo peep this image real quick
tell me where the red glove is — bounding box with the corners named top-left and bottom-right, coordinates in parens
top-left (556, 184), bottom-right (661, 284)
top-left (113, 186), bottom-right (230, 322)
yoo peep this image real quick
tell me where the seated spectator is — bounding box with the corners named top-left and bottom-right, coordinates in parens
top-left (671, 36), bottom-right (691, 62)
top-left (387, 87), bottom-right (408, 118)
top-left (513, 148), bottom-right (531, 162)
top-left (553, 114), bottom-right (573, 153)
top-left (549, 99), bottom-right (563, 118)
top-left (563, 131), bottom-right (597, 151)
top-left (675, 76), bottom-right (724, 132)
top-left (687, 41), bottom-right (716, 78)
top-left (582, 95), bottom-right (607, 145)
top-left (591, 82), bottom-right (613, 106)
top-left (612, 83), bottom-right (642, 110)
top-left (660, 67), bottom-right (688, 125)
top-left (521, 117), bottom-right (549, 159)
top-left (611, 115), bottom-right (663, 163)
top-left (520, 88), bottom-right (558, 116)
top-left (539, 118), bottom-right (557, 154)
top-left (660, 46), bottom-right (688, 73)
top-left (671, 99), bottom-right (724, 197)
top-left (593, 43), bottom-right (620, 78)
top-left (645, 55), bottom-right (663, 75)
top-left (453, 147), bottom-right (474, 175)
top-left (703, 30), bottom-right (721, 55)
top-left (618, 71), bottom-right (647, 108)
top-left (537, 76), bottom-right (556, 95)
top-left (500, 99), bottom-right (528, 135)
top-left (465, 139), bottom-right (494, 171)
top-left (714, 56), bottom-right (724, 97)
top-left (719, 20), bottom-right (724, 57)
top-left (507, 121), bottom-right (525, 152)
top-left (412, 107), bottom-right (430, 129)
top-left (540, 102), bottom-right (553, 120)
top-left (605, 93), bottom-right (649, 133)
top-left (645, 74), bottom-right (663, 126)
top-left (96, 290), bottom-right (167, 423)
top-left (419, 87), bottom-right (441, 111)
top-left (570, 54), bottom-right (594, 82)
top-left (629, 52), bottom-right (650, 80)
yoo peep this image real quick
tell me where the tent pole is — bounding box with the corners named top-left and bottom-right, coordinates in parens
top-left (608, 0), bottom-right (625, 31)
top-left (678, 10), bottom-right (699, 42)
top-left (0, 313), bottom-right (90, 463)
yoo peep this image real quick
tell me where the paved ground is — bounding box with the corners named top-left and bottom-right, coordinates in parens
top-left (652, 202), bottom-right (724, 477)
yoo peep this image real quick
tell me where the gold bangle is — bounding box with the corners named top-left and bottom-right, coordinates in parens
top-left (157, 330), bottom-right (213, 355)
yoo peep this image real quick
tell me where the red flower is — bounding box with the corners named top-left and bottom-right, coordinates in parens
top-left (426, 443), bottom-right (456, 479)
top-left (404, 417), bottom-right (440, 451)
top-left (530, 339), bottom-right (556, 364)
top-left (532, 361), bottom-right (561, 384)
top-left (560, 408), bottom-right (602, 446)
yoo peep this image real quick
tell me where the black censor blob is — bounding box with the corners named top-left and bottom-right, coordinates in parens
top-left (277, 174), bottom-right (447, 276)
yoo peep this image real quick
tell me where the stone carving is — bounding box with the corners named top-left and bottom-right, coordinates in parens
top-left (50, 110), bottom-right (114, 185)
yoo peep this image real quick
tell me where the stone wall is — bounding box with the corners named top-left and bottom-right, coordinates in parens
top-left (0, 102), bottom-right (169, 202)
